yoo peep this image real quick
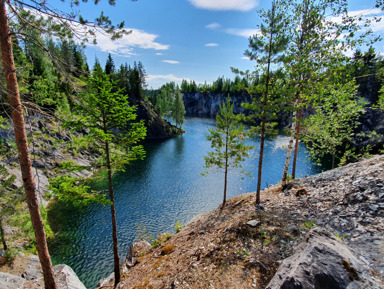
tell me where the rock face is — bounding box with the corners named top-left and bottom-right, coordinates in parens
top-left (183, 92), bottom-right (251, 117)
top-left (0, 272), bottom-right (25, 289)
top-left (354, 107), bottom-right (384, 152)
top-left (0, 258), bottom-right (86, 289)
top-left (266, 227), bottom-right (379, 289)
top-left (130, 96), bottom-right (182, 139)
top-left (53, 264), bottom-right (87, 289)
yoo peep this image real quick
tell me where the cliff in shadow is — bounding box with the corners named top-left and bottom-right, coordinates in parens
top-left (183, 92), bottom-right (252, 118)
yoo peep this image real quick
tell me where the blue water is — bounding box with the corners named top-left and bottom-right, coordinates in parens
top-left (49, 117), bottom-right (322, 288)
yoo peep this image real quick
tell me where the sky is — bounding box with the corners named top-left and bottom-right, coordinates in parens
top-left (55, 0), bottom-right (384, 89)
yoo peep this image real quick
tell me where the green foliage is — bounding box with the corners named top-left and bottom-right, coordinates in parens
top-left (9, 205), bottom-right (53, 253)
top-left (4, 247), bottom-right (17, 262)
top-left (68, 65), bottom-right (147, 171)
top-left (203, 97), bottom-right (253, 175)
top-left (155, 86), bottom-right (173, 117)
top-left (236, 248), bottom-right (250, 258)
top-left (171, 88), bottom-right (186, 128)
top-left (376, 65), bottom-right (384, 110)
top-left (49, 175), bottom-right (109, 208)
top-left (301, 220), bottom-right (317, 229)
top-left (335, 233), bottom-right (346, 240)
top-left (174, 221), bottom-right (183, 233)
top-left (302, 82), bottom-right (365, 168)
top-left (203, 97), bottom-right (254, 205)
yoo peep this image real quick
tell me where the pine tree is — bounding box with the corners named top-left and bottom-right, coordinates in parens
top-left (240, 0), bottom-right (288, 206)
top-left (69, 65), bottom-right (146, 286)
top-left (279, 0), bottom-right (356, 185)
top-left (202, 97), bottom-right (254, 208)
top-left (0, 1), bottom-right (131, 288)
top-left (105, 53), bottom-right (116, 75)
top-left (171, 87), bottom-right (186, 128)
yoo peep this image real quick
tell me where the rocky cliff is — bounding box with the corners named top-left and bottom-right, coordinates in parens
top-left (183, 91), bottom-right (384, 150)
top-left (129, 96), bottom-right (183, 140)
top-left (183, 92), bottom-right (251, 117)
top-left (104, 155), bottom-right (384, 289)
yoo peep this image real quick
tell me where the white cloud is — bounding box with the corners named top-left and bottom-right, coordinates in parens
top-left (162, 60), bottom-right (180, 64)
top-left (156, 52), bottom-right (164, 55)
top-left (205, 22), bottom-right (221, 29)
top-left (147, 74), bottom-right (194, 89)
top-left (205, 43), bottom-right (219, 47)
top-left (241, 56), bottom-right (250, 60)
top-left (92, 29), bottom-right (169, 57)
top-left (188, 0), bottom-right (258, 11)
top-left (328, 8), bottom-right (384, 32)
top-left (224, 28), bottom-right (260, 38)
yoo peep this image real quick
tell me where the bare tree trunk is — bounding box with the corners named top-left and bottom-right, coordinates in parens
top-left (0, 219), bottom-right (7, 251)
top-left (0, 2), bottom-right (57, 288)
top-left (106, 141), bottom-right (121, 287)
top-left (291, 106), bottom-right (302, 179)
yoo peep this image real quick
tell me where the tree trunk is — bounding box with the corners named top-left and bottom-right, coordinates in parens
top-left (0, 2), bottom-right (57, 288)
top-left (291, 106), bottom-right (302, 179)
top-left (281, 111), bottom-right (296, 188)
top-left (222, 125), bottom-right (229, 208)
top-left (106, 141), bottom-right (121, 287)
top-left (0, 219), bottom-right (7, 251)
top-left (257, 114), bottom-right (266, 205)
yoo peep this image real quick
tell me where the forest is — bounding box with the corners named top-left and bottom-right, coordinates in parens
top-left (0, 0), bottom-right (384, 289)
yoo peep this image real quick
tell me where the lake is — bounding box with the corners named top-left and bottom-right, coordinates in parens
top-left (49, 117), bottom-right (322, 288)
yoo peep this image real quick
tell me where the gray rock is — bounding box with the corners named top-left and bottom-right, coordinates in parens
top-left (124, 240), bottom-right (152, 268)
top-left (0, 272), bottom-right (25, 289)
top-left (245, 220), bottom-right (261, 228)
top-left (97, 272), bottom-right (114, 287)
top-left (22, 254), bottom-right (42, 280)
top-left (53, 264), bottom-right (87, 289)
top-left (266, 227), bottom-right (382, 289)
top-left (245, 258), bottom-right (268, 272)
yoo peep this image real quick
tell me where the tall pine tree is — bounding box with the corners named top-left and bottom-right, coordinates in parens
top-left (202, 97), bottom-right (253, 208)
top-left (236, 0), bottom-right (288, 205)
top-left (69, 65), bottom-right (146, 286)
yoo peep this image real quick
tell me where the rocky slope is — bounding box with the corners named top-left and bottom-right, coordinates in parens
top-left (105, 154), bottom-right (384, 289)
top-left (0, 254), bottom-right (86, 289)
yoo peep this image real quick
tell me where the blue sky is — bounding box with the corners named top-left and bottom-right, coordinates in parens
top-left (61, 0), bottom-right (384, 89)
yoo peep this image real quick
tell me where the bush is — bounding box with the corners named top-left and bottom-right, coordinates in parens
top-left (174, 221), bottom-right (182, 233)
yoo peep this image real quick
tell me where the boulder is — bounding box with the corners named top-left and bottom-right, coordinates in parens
top-left (0, 272), bottom-right (25, 289)
top-left (53, 264), bottom-right (87, 289)
top-left (124, 240), bottom-right (152, 267)
top-left (266, 227), bottom-right (382, 289)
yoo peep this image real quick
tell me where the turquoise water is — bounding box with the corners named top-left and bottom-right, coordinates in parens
top-left (49, 117), bottom-right (322, 288)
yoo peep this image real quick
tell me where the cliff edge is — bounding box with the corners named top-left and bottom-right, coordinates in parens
top-left (108, 155), bottom-right (384, 289)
